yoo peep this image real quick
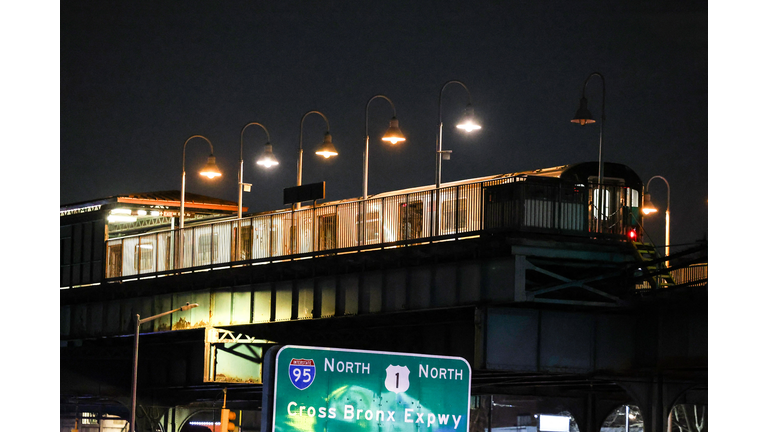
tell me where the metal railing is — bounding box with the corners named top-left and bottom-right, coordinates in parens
top-left (103, 177), bottom-right (640, 282)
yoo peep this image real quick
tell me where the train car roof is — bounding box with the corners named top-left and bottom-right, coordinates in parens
top-left (512, 162), bottom-right (643, 191)
top-left (291, 161), bottom-right (642, 212)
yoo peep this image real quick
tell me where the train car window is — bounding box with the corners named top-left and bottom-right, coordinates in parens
top-left (318, 214), bottom-right (338, 250)
top-left (197, 232), bottom-right (219, 263)
top-left (441, 198), bottom-right (467, 231)
top-left (133, 243), bottom-right (154, 271)
top-left (232, 225), bottom-right (252, 261)
top-left (399, 202), bottom-right (423, 240)
top-left (592, 189), bottom-right (610, 220)
top-left (362, 211), bottom-right (380, 243)
top-left (626, 189), bottom-right (640, 208)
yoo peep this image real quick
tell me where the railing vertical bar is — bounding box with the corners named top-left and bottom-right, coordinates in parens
top-left (155, 233), bottom-right (159, 272)
top-left (455, 185), bottom-right (459, 237)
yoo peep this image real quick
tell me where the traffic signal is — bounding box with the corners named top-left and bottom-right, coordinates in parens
top-left (220, 408), bottom-right (238, 432)
top-left (627, 228), bottom-right (638, 242)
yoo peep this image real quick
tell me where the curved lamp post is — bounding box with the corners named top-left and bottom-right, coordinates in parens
top-left (238, 122), bottom-right (278, 219)
top-left (297, 110), bottom-right (337, 188)
top-left (364, 94), bottom-right (406, 199)
top-left (571, 72), bottom-right (606, 231)
top-left (180, 135), bottom-right (222, 229)
top-left (130, 302), bottom-right (199, 432)
top-left (436, 80), bottom-right (481, 189)
top-left (642, 175), bottom-right (671, 260)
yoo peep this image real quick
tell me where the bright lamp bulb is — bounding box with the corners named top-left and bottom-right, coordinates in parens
top-left (456, 122), bottom-right (481, 132)
top-left (258, 159), bottom-right (278, 167)
top-left (383, 136), bottom-right (406, 144)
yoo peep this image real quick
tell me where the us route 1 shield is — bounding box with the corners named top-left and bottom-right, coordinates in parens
top-left (271, 345), bottom-right (471, 432)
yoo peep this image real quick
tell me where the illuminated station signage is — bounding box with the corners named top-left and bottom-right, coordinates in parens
top-left (269, 345), bottom-right (471, 432)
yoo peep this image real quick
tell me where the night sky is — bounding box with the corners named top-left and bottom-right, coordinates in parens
top-left (59, 0), bottom-right (708, 250)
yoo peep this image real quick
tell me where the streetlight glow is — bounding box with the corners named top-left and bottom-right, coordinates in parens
top-left (314, 132), bottom-right (338, 158)
top-left (180, 135), bottom-right (221, 229)
top-left (363, 95), bottom-right (406, 200)
top-left (642, 193), bottom-right (658, 215)
top-left (199, 155), bottom-right (222, 179)
top-left (643, 175), bottom-right (671, 262)
top-left (296, 111), bottom-right (336, 208)
top-left (435, 80), bottom-right (480, 189)
top-left (382, 117), bottom-right (406, 144)
top-left (238, 122), bottom-right (278, 219)
top-left (257, 143), bottom-right (279, 167)
top-left (456, 105), bottom-right (482, 132)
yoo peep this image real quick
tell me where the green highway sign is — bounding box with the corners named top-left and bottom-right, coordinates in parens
top-left (268, 345), bottom-right (471, 432)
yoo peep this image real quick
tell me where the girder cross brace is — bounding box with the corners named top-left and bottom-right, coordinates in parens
top-left (206, 327), bottom-right (274, 345)
top-left (521, 258), bottom-right (622, 305)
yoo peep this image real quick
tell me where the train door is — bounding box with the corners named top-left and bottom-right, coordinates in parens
top-left (399, 201), bottom-right (423, 241)
top-left (589, 176), bottom-right (625, 234)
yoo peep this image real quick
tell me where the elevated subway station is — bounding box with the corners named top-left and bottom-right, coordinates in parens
top-left (60, 163), bottom-right (707, 432)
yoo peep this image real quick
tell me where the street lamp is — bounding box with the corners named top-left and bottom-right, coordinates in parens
top-left (571, 72), bottom-right (606, 231)
top-left (295, 110), bottom-right (337, 209)
top-left (238, 122), bottom-right (278, 219)
top-left (180, 135), bottom-right (222, 229)
top-left (130, 302), bottom-right (199, 432)
top-left (297, 110), bottom-right (337, 186)
top-left (642, 175), bottom-right (671, 260)
top-left (363, 94), bottom-right (406, 199)
top-left (436, 80), bottom-right (481, 189)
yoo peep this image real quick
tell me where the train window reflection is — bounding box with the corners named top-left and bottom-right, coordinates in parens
top-left (593, 189), bottom-right (610, 220)
top-left (441, 198), bottom-right (467, 231)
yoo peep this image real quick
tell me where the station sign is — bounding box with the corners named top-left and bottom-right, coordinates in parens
top-left (269, 345), bottom-right (471, 432)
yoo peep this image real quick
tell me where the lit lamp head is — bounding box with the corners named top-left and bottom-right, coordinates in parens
top-left (199, 155), bottom-right (222, 179)
top-left (381, 117), bottom-right (406, 144)
top-left (642, 193), bottom-right (658, 215)
top-left (257, 142), bottom-right (279, 168)
top-left (456, 104), bottom-right (482, 132)
top-left (571, 96), bottom-right (596, 126)
top-left (315, 132), bottom-right (339, 159)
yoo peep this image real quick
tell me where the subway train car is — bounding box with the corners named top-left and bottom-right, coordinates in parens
top-left (60, 162), bottom-right (645, 287)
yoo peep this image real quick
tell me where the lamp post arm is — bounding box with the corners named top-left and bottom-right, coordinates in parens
top-left (298, 110), bottom-right (331, 187)
top-left (131, 302), bottom-right (198, 432)
top-left (364, 95), bottom-right (398, 199)
top-left (180, 135), bottom-right (215, 229)
top-left (646, 175), bottom-right (671, 258)
top-left (183, 135), bottom-right (215, 169)
top-left (240, 122), bottom-right (271, 161)
top-left (580, 73), bottom-right (606, 180)
top-left (436, 80), bottom-right (473, 189)
top-left (137, 302), bottom-right (199, 325)
top-left (239, 123), bottom-right (271, 219)
top-left (646, 175), bottom-right (670, 204)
